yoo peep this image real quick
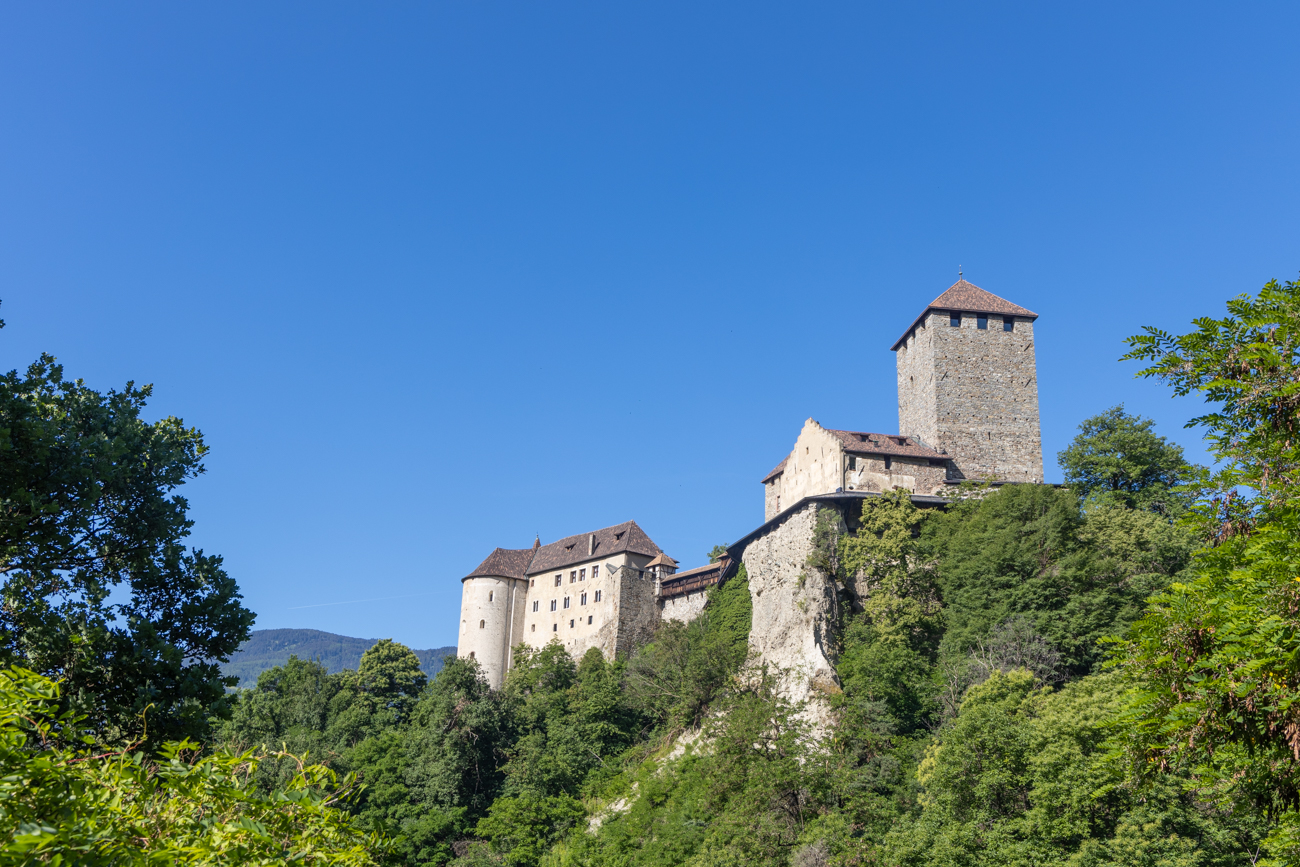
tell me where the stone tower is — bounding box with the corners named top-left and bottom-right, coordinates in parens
top-left (892, 279), bottom-right (1043, 483)
top-left (456, 543), bottom-right (534, 689)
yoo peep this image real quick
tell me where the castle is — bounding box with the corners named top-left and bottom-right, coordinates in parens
top-left (457, 279), bottom-right (1042, 688)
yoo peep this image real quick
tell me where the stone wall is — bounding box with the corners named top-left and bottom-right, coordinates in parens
top-left (519, 551), bottom-right (654, 663)
top-left (614, 557), bottom-right (661, 658)
top-left (763, 420), bottom-right (846, 521)
top-left (844, 453), bottom-right (948, 497)
top-left (895, 311), bottom-right (940, 451)
top-left (659, 589), bottom-right (709, 623)
top-left (895, 311), bottom-right (1043, 483)
top-left (739, 502), bottom-right (843, 709)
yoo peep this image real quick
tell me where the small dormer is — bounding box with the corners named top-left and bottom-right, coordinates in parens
top-left (645, 552), bottom-right (678, 581)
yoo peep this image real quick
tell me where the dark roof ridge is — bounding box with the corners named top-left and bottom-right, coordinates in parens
top-left (891, 279), bottom-right (1038, 350)
top-left (525, 519), bottom-right (662, 575)
top-left (463, 546), bottom-right (537, 581)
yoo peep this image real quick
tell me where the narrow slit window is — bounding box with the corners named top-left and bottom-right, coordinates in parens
top-left (531, 624), bottom-right (535, 632)
top-left (587, 615), bottom-right (593, 625)
top-left (552, 624), bottom-right (557, 632)
top-left (569, 619), bottom-right (575, 628)
top-left (479, 620), bottom-right (485, 629)
top-left (550, 600), bottom-right (557, 611)
top-left (532, 601), bottom-right (538, 612)
top-left (488, 591), bottom-right (493, 602)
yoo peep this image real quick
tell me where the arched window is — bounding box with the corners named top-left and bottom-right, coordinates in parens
top-left (469, 651), bottom-right (475, 659)
top-left (479, 619), bottom-right (485, 629)
top-left (488, 591), bottom-right (494, 601)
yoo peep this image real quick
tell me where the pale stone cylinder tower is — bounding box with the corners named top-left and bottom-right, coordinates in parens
top-left (456, 546), bottom-right (533, 689)
top-left (892, 279), bottom-right (1044, 483)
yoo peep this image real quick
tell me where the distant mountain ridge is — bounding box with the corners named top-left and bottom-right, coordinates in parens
top-left (223, 628), bottom-right (456, 687)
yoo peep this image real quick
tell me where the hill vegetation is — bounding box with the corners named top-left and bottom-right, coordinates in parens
top-left (6, 276), bottom-right (1300, 865)
top-left (222, 628), bottom-right (456, 687)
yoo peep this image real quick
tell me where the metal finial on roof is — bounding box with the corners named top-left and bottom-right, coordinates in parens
top-left (958, 266), bottom-right (963, 279)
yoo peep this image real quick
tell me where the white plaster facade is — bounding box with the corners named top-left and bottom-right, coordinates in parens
top-left (457, 576), bottom-right (528, 690)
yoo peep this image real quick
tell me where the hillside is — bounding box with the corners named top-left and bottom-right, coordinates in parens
top-left (222, 628), bottom-right (456, 687)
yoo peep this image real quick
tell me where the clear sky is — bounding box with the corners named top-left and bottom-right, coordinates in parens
top-left (1, 3), bottom-right (1297, 650)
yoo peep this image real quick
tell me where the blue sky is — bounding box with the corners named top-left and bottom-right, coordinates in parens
top-left (1, 2), bottom-right (1297, 650)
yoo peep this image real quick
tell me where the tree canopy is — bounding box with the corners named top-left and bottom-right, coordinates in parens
top-left (0, 347), bottom-right (253, 747)
top-left (1057, 405), bottom-right (1196, 514)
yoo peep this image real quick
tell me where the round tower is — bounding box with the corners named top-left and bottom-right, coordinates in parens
top-left (456, 542), bottom-right (536, 689)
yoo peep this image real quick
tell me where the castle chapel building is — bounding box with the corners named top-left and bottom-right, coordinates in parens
top-left (458, 279), bottom-right (1043, 687)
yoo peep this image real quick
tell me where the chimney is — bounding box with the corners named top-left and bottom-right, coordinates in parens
top-left (588, 534), bottom-right (595, 556)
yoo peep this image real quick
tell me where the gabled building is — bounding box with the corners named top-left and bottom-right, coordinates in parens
top-left (457, 521), bottom-right (667, 688)
top-left (761, 279), bottom-right (1043, 519)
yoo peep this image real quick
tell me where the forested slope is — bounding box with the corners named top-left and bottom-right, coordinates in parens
top-left (222, 628), bottom-right (456, 686)
top-left (9, 277), bottom-right (1300, 866)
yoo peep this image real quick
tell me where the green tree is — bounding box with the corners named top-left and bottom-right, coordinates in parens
top-left (1116, 277), bottom-right (1300, 861)
top-left (1057, 405), bottom-right (1196, 514)
top-left (883, 670), bottom-right (1262, 867)
top-left (359, 638), bottom-right (428, 724)
top-left (404, 656), bottom-right (514, 820)
top-left (0, 349), bottom-right (253, 747)
top-left (0, 665), bottom-right (390, 865)
top-left (624, 567), bottom-right (751, 732)
top-left (1123, 275), bottom-right (1300, 536)
top-left (923, 484), bottom-right (1186, 676)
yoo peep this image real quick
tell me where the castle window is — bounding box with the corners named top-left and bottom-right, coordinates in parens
top-left (1003, 317), bottom-right (1014, 332)
top-left (587, 615), bottom-right (593, 625)
top-left (594, 590), bottom-right (602, 602)
top-left (849, 455), bottom-right (857, 470)
top-left (553, 624), bottom-right (557, 632)
top-left (550, 600), bottom-right (557, 611)
top-left (579, 568), bottom-right (586, 581)
top-left (593, 565), bottom-right (599, 579)
top-left (581, 592), bottom-right (587, 605)
top-left (564, 597), bottom-right (570, 609)
top-left (532, 601), bottom-right (538, 612)
top-left (950, 313), bottom-right (960, 327)
top-left (531, 624), bottom-right (535, 632)
top-left (488, 591), bottom-right (493, 602)
top-left (469, 651), bottom-right (475, 658)
top-left (570, 619), bottom-right (575, 628)
top-left (884, 457), bottom-right (892, 470)
top-left (555, 575), bottom-right (561, 587)
top-left (530, 579), bottom-right (535, 587)
top-left (977, 315), bottom-right (988, 330)
top-left (570, 571), bottom-right (577, 583)
top-left (479, 620), bottom-right (485, 629)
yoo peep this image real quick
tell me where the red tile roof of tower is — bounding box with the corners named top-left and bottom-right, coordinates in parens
top-left (891, 279), bottom-right (1037, 350)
